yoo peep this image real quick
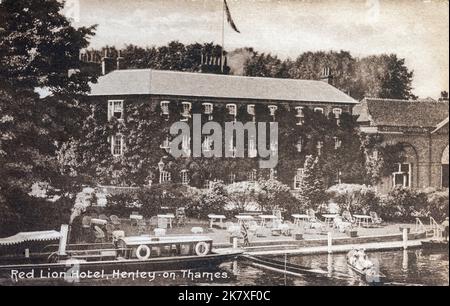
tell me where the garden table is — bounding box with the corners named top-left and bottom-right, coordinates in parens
top-left (353, 214), bottom-right (373, 227)
top-left (292, 214), bottom-right (311, 226)
top-left (208, 214), bottom-right (226, 229)
top-left (157, 214), bottom-right (175, 229)
top-left (235, 215), bottom-right (254, 226)
top-left (259, 215), bottom-right (278, 227)
top-left (322, 214), bottom-right (338, 227)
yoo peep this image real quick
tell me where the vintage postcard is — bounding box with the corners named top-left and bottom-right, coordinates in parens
top-left (0, 0), bottom-right (448, 292)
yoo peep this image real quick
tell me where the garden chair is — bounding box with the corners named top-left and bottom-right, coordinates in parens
top-left (81, 216), bottom-right (92, 229)
top-left (333, 216), bottom-right (352, 233)
top-left (105, 224), bottom-right (115, 241)
top-left (370, 211), bottom-right (383, 225)
top-left (110, 215), bottom-right (121, 226)
top-left (149, 216), bottom-right (159, 228)
top-left (175, 207), bottom-right (187, 227)
top-left (306, 209), bottom-right (326, 231)
top-left (94, 226), bottom-right (105, 243)
top-left (137, 219), bottom-right (147, 235)
top-left (342, 210), bottom-right (355, 223)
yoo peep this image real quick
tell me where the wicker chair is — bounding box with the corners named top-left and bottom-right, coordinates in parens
top-left (110, 215), bottom-right (121, 226)
top-left (81, 216), bottom-right (92, 229)
top-left (94, 226), bottom-right (105, 243)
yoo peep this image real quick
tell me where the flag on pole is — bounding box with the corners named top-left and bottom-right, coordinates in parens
top-left (224, 0), bottom-right (240, 33)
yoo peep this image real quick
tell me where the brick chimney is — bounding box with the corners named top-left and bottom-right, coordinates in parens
top-left (101, 48), bottom-right (114, 75)
top-left (116, 50), bottom-right (124, 70)
top-left (320, 67), bottom-right (333, 85)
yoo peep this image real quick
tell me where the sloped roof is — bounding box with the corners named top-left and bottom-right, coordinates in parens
top-left (432, 117), bottom-right (449, 134)
top-left (0, 230), bottom-right (61, 246)
top-left (88, 69), bottom-right (358, 104)
top-left (353, 98), bottom-right (449, 128)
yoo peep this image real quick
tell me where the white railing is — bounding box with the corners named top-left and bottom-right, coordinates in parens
top-left (429, 216), bottom-right (443, 238)
top-left (415, 218), bottom-right (427, 233)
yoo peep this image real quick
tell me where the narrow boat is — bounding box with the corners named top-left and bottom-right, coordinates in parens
top-left (421, 240), bottom-right (448, 251)
top-left (346, 249), bottom-right (385, 284)
top-left (0, 227), bottom-right (242, 280)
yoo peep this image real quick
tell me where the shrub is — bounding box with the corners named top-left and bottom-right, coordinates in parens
top-left (257, 179), bottom-right (299, 215)
top-left (421, 188), bottom-right (449, 222)
top-left (188, 182), bottom-right (229, 219)
top-left (379, 186), bottom-right (428, 222)
top-left (327, 184), bottom-right (380, 214)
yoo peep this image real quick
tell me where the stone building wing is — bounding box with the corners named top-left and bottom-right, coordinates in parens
top-left (354, 98), bottom-right (449, 128)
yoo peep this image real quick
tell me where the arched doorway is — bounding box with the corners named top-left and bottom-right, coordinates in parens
top-left (442, 145), bottom-right (449, 188)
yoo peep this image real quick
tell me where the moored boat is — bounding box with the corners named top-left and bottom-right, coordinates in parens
top-left (0, 227), bottom-right (242, 280)
top-left (346, 248), bottom-right (385, 284)
top-left (421, 239), bottom-right (449, 251)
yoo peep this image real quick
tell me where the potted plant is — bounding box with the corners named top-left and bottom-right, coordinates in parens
top-left (293, 228), bottom-right (304, 240)
top-left (347, 229), bottom-right (358, 238)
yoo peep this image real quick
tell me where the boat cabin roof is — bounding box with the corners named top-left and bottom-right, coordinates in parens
top-left (118, 235), bottom-right (213, 247)
top-left (0, 230), bottom-right (61, 246)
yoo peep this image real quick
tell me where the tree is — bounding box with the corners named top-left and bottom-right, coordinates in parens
top-left (0, 0), bottom-right (96, 235)
top-left (296, 155), bottom-right (327, 210)
top-left (0, 0), bottom-right (96, 95)
top-left (354, 54), bottom-right (416, 100)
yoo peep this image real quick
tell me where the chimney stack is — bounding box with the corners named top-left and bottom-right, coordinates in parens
top-left (101, 48), bottom-right (114, 75)
top-left (320, 67), bottom-right (333, 85)
top-left (116, 50), bottom-right (124, 70)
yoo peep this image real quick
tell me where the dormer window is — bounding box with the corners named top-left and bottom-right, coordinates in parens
top-left (108, 100), bottom-right (124, 121)
top-left (268, 105), bottom-right (278, 117)
top-left (226, 104), bottom-right (237, 117)
top-left (181, 102), bottom-right (191, 120)
top-left (333, 108), bottom-right (342, 118)
top-left (247, 104), bottom-right (255, 116)
top-left (203, 103), bottom-right (213, 115)
top-left (314, 107), bottom-right (324, 114)
top-left (160, 101), bottom-right (170, 116)
top-left (295, 106), bottom-right (304, 125)
top-left (333, 108), bottom-right (342, 125)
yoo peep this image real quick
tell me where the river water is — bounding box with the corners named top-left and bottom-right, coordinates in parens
top-left (5, 248), bottom-right (448, 286)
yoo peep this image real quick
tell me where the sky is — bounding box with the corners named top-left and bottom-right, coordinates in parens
top-left (64, 0), bottom-right (449, 99)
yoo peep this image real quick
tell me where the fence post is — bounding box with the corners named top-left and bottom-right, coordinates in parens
top-left (402, 228), bottom-right (408, 250)
top-left (232, 237), bottom-right (238, 249)
top-left (327, 232), bottom-right (332, 254)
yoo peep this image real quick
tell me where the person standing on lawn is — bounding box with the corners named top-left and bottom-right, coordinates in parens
top-left (441, 217), bottom-right (449, 242)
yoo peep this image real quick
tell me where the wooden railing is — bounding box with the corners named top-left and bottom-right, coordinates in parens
top-left (429, 216), bottom-right (443, 238)
top-left (415, 218), bottom-right (427, 233)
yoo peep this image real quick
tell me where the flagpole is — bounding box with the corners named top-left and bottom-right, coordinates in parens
top-left (221, 0), bottom-right (225, 73)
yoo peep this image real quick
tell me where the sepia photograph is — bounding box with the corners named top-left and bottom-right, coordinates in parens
top-left (0, 0), bottom-right (448, 291)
